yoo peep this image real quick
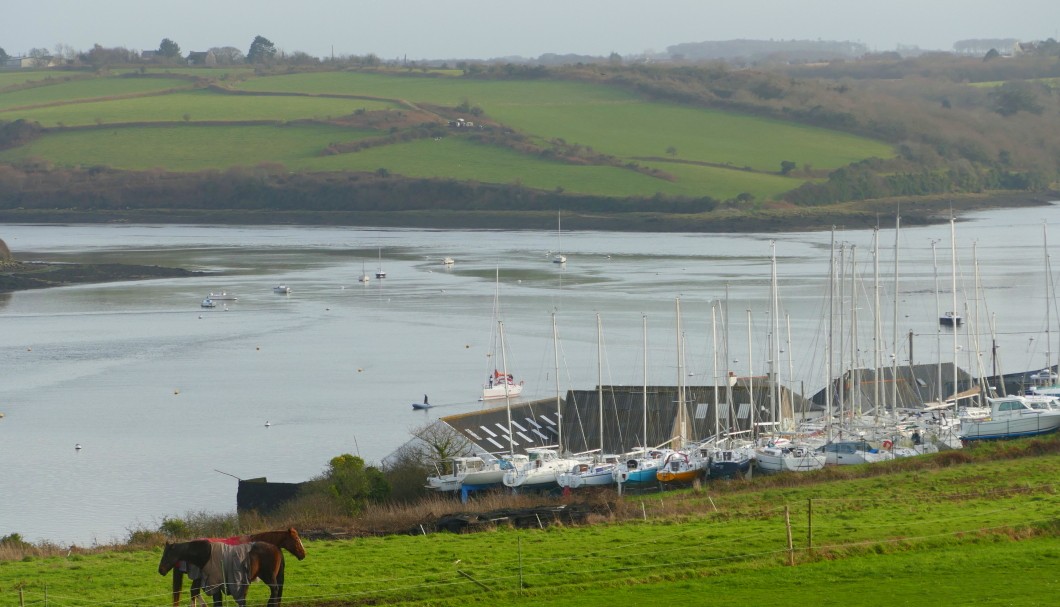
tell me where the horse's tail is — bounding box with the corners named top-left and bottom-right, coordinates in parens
top-left (171, 569), bottom-right (184, 607)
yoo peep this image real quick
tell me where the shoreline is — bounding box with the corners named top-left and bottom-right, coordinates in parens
top-left (0, 192), bottom-right (1055, 233)
top-left (0, 261), bottom-right (205, 294)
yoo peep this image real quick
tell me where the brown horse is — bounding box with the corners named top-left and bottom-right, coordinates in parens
top-left (159, 539), bottom-right (285, 607)
top-left (167, 528), bottom-right (305, 607)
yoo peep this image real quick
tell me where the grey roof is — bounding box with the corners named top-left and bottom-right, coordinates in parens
top-left (441, 381), bottom-right (805, 456)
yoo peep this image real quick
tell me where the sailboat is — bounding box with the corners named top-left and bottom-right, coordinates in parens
top-left (374, 247), bottom-right (387, 279)
top-left (754, 242), bottom-right (826, 474)
top-left (557, 314), bottom-right (619, 489)
top-left (358, 261), bottom-right (370, 284)
top-left (657, 298), bottom-right (708, 484)
top-left (614, 315), bottom-right (673, 486)
top-left (552, 210), bottom-right (567, 264)
top-left (482, 273), bottom-right (524, 401)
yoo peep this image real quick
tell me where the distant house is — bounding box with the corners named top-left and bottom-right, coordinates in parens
top-left (140, 50), bottom-right (160, 61)
top-left (2, 56), bottom-right (45, 70)
top-left (185, 51), bottom-right (217, 66)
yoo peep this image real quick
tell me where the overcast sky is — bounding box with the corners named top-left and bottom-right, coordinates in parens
top-left (3, 1), bottom-right (1058, 60)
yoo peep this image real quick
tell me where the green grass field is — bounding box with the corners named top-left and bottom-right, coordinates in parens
top-left (0, 88), bottom-right (396, 126)
top-left (111, 67), bottom-right (257, 79)
top-left (0, 69), bottom-right (895, 201)
top-left (1, 446), bottom-right (1058, 606)
top-left (0, 76), bottom-right (192, 111)
top-left (0, 70), bottom-right (79, 89)
top-left (0, 124), bottom-right (376, 170)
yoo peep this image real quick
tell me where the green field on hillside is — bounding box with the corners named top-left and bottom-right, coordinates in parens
top-left (0, 124), bottom-right (375, 170)
top-left (236, 72), bottom-right (891, 172)
top-left (235, 71), bottom-right (636, 107)
top-left (113, 67), bottom-right (257, 79)
top-left (0, 70), bottom-right (76, 89)
top-left (0, 88), bottom-right (395, 126)
top-left (0, 76), bottom-right (192, 111)
top-left (0, 69), bottom-right (897, 201)
top-left (0, 123), bottom-right (801, 200)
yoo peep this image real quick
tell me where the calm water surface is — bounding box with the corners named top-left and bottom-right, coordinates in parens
top-left (2, 206), bottom-right (1059, 544)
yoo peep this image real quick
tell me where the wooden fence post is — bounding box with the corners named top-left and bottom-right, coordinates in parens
top-left (785, 505), bottom-right (795, 566)
top-left (807, 498), bottom-right (813, 554)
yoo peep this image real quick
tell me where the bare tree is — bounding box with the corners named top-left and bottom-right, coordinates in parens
top-left (208, 46), bottom-right (245, 65)
top-left (28, 47), bottom-right (51, 68)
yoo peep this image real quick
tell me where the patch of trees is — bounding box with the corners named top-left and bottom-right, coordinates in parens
top-left (321, 123), bottom-right (447, 155)
top-left (0, 165), bottom-right (718, 217)
top-left (298, 454), bottom-right (389, 515)
top-left (247, 36), bottom-right (277, 64)
top-left (0, 120), bottom-right (44, 150)
top-left (783, 158), bottom-right (1050, 206)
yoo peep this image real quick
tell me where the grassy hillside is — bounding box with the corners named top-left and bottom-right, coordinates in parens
top-left (0, 69), bottom-right (889, 204)
top-left (0, 60), bottom-right (1056, 230)
top-left (2, 438), bottom-right (1059, 606)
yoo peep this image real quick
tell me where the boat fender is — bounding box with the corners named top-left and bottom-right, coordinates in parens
top-left (882, 440), bottom-right (893, 449)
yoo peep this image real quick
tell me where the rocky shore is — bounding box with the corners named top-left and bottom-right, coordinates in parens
top-left (0, 260), bottom-right (204, 293)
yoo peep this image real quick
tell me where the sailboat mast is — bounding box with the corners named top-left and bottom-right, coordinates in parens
top-left (770, 241), bottom-right (779, 433)
top-left (932, 239), bottom-right (942, 403)
top-left (892, 213), bottom-right (900, 416)
top-left (597, 313), bottom-right (604, 455)
top-left (675, 298), bottom-right (686, 447)
top-left (499, 320), bottom-right (514, 454)
top-left (786, 313), bottom-right (796, 426)
top-left (552, 312), bottom-right (562, 454)
top-left (850, 245), bottom-right (859, 417)
top-left (747, 308), bottom-right (754, 440)
top-left (712, 303), bottom-right (720, 439)
top-left (838, 244), bottom-right (846, 417)
top-left (643, 314), bottom-right (649, 449)
top-left (874, 227), bottom-right (881, 419)
top-left (951, 216), bottom-right (958, 404)
top-left (1044, 222), bottom-right (1053, 376)
top-left (826, 227), bottom-right (835, 442)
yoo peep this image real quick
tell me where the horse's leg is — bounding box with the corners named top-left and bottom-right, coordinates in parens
top-left (190, 578), bottom-right (205, 607)
top-left (171, 570), bottom-right (183, 607)
top-left (273, 558), bottom-right (285, 607)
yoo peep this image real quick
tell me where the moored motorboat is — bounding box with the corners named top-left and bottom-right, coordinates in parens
top-left (959, 394), bottom-right (1060, 442)
top-left (200, 297), bottom-right (217, 308)
top-left (426, 456), bottom-right (490, 492)
top-left (939, 311), bottom-right (962, 326)
top-left (273, 285), bottom-right (291, 294)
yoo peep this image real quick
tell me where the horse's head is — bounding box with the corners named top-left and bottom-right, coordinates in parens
top-left (157, 540), bottom-right (210, 575)
top-left (286, 527), bottom-right (307, 560)
top-left (158, 542), bottom-right (178, 575)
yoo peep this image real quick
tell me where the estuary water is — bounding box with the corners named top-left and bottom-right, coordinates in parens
top-left (2, 204), bottom-right (1059, 545)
